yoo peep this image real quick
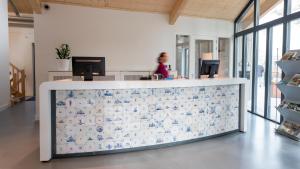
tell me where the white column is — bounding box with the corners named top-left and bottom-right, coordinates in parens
top-left (0, 0), bottom-right (10, 111)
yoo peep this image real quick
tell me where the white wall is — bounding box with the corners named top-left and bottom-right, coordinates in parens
top-left (34, 3), bottom-right (234, 83)
top-left (9, 27), bottom-right (34, 97)
top-left (34, 3), bottom-right (234, 117)
top-left (0, 0), bottom-right (10, 111)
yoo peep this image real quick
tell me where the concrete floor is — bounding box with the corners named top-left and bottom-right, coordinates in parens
top-left (0, 101), bottom-right (299, 169)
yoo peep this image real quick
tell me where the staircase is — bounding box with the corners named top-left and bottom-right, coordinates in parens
top-left (10, 63), bottom-right (26, 105)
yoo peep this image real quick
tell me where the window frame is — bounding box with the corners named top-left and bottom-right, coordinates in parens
top-left (233, 0), bottom-right (300, 123)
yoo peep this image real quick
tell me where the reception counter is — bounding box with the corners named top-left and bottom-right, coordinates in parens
top-left (39, 78), bottom-right (249, 161)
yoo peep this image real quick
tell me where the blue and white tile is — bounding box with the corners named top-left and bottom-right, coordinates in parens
top-left (55, 85), bottom-right (240, 154)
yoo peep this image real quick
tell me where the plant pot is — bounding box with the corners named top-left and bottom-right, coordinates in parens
top-left (56, 59), bottom-right (70, 71)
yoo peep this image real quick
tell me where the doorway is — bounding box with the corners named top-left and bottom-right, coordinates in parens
top-left (195, 40), bottom-right (214, 78)
top-left (218, 38), bottom-right (231, 77)
top-left (176, 35), bottom-right (190, 78)
top-left (9, 26), bottom-right (35, 104)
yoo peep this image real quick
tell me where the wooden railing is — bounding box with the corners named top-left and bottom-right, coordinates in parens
top-left (10, 63), bottom-right (26, 105)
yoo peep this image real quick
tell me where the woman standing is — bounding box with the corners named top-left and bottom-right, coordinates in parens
top-left (154, 52), bottom-right (169, 79)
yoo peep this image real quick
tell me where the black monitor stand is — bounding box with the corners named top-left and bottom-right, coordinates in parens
top-left (208, 65), bottom-right (218, 78)
top-left (84, 65), bottom-right (93, 81)
top-left (199, 59), bottom-right (220, 78)
top-left (72, 57), bottom-right (105, 81)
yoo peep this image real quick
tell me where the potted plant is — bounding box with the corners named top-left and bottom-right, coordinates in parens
top-left (56, 44), bottom-right (71, 71)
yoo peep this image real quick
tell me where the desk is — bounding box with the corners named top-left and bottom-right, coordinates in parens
top-left (39, 78), bottom-right (249, 161)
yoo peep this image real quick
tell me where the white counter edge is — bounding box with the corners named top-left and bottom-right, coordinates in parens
top-left (40, 78), bottom-right (248, 90)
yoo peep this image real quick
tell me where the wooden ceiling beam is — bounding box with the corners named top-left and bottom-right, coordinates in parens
top-left (28, 0), bottom-right (42, 14)
top-left (169, 0), bottom-right (188, 25)
top-left (9, 0), bottom-right (21, 16)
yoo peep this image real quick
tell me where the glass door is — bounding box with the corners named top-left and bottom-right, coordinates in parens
top-left (176, 35), bottom-right (190, 78)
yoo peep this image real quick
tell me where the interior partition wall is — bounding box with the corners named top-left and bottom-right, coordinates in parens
top-left (234, 0), bottom-right (300, 123)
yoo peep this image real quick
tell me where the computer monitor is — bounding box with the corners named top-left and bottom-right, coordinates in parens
top-left (200, 60), bottom-right (220, 78)
top-left (72, 57), bottom-right (105, 81)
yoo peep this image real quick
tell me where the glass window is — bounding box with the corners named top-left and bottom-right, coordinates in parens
top-left (269, 24), bottom-right (283, 123)
top-left (176, 35), bottom-right (190, 78)
top-left (259, 0), bottom-right (284, 25)
top-left (256, 29), bottom-right (267, 116)
top-left (234, 0), bottom-right (300, 122)
top-left (236, 36), bottom-right (243, 77)
top-left (290, 19), bottom-right (300, 50)
top-left (246, 33), bottom-right (253, 111)
top-left (236, 3), bottom-right (254, 32)
top-left (291, 0), bottom-right (300, 14)
top-left (218, 38), bottom-right (230, 77)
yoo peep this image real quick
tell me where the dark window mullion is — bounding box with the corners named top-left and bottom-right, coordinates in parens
top-left (242, 35), bottom-right (247, 78)
top-left (280, 0), bottom-right (291, 123)
top-left (283, 0), bottom-right (290, 52)
top-left (251, 31), bottom-right (258, 114)
top-left (249, 0), bottom-right (260, 114)
top-left (284, 0), bottom-right (291, 17)
top-left (233, 36), bottom-right (237, 77)
top-left (254, 0), bottom-right (260, 26)
top-left (235, 0), bottom-right (255, 23)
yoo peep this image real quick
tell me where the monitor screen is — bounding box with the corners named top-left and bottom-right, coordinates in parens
top-left (72, 57), bottom-right (105, 81)
top-left (200, 60), bottom-right (220, 78)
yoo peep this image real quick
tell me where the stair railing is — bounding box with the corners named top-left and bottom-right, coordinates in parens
top-left (10, 63), bottom-right (26, 105)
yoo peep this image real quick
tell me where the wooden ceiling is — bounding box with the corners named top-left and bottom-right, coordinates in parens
top-left (8, 0), bottom-right (250, 24)
top-left (8, 0), bottom-right (34, 14)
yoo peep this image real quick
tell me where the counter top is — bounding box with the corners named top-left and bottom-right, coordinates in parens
top-left (40, 78), bottom-right (248, 90)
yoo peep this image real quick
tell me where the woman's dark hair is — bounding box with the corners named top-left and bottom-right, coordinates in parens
top-left (157, 52), bottom-right (167, 63)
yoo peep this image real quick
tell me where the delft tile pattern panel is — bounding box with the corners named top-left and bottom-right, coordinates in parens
top-left (55, 85), bottom-right (240, 154)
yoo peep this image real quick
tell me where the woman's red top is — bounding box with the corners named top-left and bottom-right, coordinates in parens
top-left (155, 63), bottom-right (169, 78)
